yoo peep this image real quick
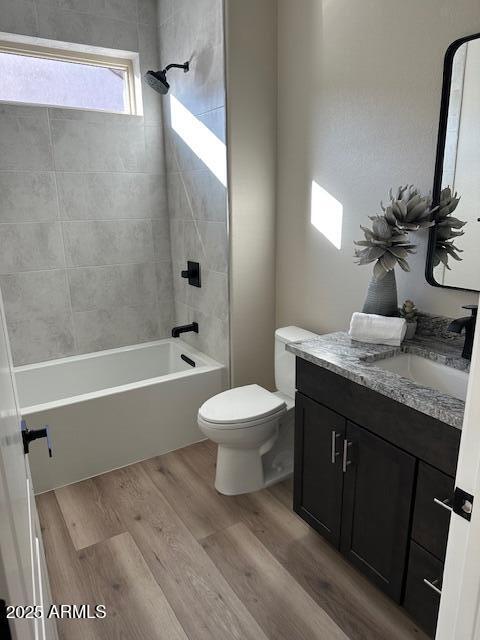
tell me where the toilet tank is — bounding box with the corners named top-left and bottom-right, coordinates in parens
top-left (275, 327), bottom-right (318, 398)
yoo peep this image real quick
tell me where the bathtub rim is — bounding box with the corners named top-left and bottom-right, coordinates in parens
top-left (15, 338), bottom-right (225, 416)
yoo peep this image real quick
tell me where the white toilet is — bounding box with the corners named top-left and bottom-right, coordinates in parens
top-left (197, 326), bottom-right (317, 495)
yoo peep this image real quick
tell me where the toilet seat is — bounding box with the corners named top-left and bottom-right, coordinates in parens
top-left (198, 384), bottom-right (286, 430)
top-left (198, 407), bottom-right (286, 432)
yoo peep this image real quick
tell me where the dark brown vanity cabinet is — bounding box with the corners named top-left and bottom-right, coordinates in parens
top-left (294, 358), bottom-right (461, 636)
top-left (294, 394), bottom-right (415, 601)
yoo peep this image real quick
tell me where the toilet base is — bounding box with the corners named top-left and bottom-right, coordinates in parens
top-left (214, 414), bottom-right (294, 496)
top-left (214, 445), bottom-right (293, 495)
top-left (215, 445), bottom-right (265, 495)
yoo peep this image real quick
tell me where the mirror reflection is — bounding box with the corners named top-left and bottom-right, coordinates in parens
top-left (432, 38), bottom-right (480, 290)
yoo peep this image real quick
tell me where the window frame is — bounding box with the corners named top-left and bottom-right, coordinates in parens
top-left (0, 32), bottom-right (143, 116)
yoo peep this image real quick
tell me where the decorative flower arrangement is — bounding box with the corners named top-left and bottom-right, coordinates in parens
top-left (354, 185), bottom-right (466, 318)
top-left (354, 216), bottom-right (416, 282)
top-left (432, 187), bottom-right (466, 270)
top-left (354, 185), bottom-right (435, 281)
top-left (354, 185), bottom-right (438, 317)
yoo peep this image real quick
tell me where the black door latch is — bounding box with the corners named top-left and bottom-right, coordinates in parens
top-left (453, 487), bottom-right (474, 521)
top-left (21, 420), bottom-right (52, 457)
top-left (0, 600), bottom-right (12, 640)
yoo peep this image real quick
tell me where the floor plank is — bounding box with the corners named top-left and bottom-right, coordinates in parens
top-left (77, 532), bottom-right (188, 640)
top-left (268, 476), bottom-right (294, 509)
top-left (157, 443), bottom-right (424, 639)
top-left (93, 463), bottom-right (269, 640)
top-left (142, 451), bottom-right (240, 540)
top-left (37, 493), bottom-right (189, 640)
top-left (38, 441), bottom-right (428, 640)
top-left (177, 439), bottom-right (218, 485)
top-left (36, 492), bottom-right (100, 640)
top-left (55, 478), bottom-right (125, 550)
top-left (159, 441), bottom-right (426, 640)
top-left (202, 522), bottom-right (348, 640)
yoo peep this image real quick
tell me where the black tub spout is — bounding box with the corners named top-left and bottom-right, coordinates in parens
top-left (172, 322), bottom-right (199, 338)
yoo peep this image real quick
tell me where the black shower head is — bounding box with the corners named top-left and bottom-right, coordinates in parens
top-left (143, 62), bottom-right (190, 95)
top-left (144, 69), bottom-right (170, 94)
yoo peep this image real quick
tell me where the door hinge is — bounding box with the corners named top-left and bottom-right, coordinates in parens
top-left (453, 487), bottom-right (474, 522)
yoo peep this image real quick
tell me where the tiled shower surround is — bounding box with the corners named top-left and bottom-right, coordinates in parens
top-left (0, 0), bottom-right (230, 369)
top-left (0, 105), bottom-right (171, 365)
top-left (158, 0), bottom-right (229, 367)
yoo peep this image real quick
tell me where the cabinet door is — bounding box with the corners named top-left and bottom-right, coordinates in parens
top-left (293, 393), bottom-right (345, 547)
top-left (340, 421), bottom-right (416, 601)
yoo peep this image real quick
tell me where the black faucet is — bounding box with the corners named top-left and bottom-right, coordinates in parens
top-left (172, 322), bottom-right (199, 338)
top-left (448, 305), bottom-right (477, 360)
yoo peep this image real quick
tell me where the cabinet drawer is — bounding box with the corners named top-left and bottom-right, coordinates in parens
top-left (404, 541), bottom-right (443, 638)
top-left (412, 462), bottom-right (454, 561)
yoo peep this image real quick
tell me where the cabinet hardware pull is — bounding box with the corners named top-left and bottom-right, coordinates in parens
top-left (331, 431), bottom-right (341, 464)
top-left (434, 497), bottom-right (453, 513)
top-left (423, 578), bottom-right (442, 596)
top-left (342, 440), bottom-right (352, 473)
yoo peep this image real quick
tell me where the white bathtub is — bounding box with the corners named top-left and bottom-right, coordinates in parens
top-left (15, 339), bottom-right (226, 493)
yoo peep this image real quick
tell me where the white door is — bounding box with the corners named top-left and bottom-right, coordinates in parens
top-left (437, 293), bottom-right (480, 639)
top-left (0, 289), bottom-right (57, 640)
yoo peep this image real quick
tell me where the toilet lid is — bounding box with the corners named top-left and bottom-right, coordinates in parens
top-left (198, 384), bottom-right (286, 427)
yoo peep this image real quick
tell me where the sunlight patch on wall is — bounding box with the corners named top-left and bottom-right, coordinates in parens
top-left (310, 181), bottom-right (343, 250)
top-left (170, 95), bottom-right (227, 187)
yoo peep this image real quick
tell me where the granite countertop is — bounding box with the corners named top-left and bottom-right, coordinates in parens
top-left (287, 332), bottom-right (469, 429)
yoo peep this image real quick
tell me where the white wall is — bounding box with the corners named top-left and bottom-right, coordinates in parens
top-left (276, 0), bottom-right (480, 336)
top-left (225, 0), bottom-right (277, 389)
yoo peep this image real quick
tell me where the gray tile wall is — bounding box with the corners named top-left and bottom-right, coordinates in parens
top-left (158, 0), bottom-right (230, 367)
top-left (0, 0), bottom-right (174, 365)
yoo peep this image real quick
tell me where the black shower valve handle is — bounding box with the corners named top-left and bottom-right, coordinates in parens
top-left (180, 261), bottom-right (201, 288)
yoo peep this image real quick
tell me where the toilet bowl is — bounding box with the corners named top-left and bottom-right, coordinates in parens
top-left (197, 326), bottom-right (317, 495)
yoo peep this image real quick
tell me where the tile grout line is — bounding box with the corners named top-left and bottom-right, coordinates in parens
top-left (0, 169), bottom-right (168, 176)
top-left (31, 0), bottom-right (40, 40)
top-left (0, 259), bottom-right (175, 278)
top-left (142, 104), bottom-right (170, 333)
top-left (45, 107), bottom-right (79, 356)
top-left (0, 217), bottom-right (171, 225)
top-left (175, 161), bottom-right (209, 272)
top-left (165, 119), bottom-right (201, 332)
top-left (156, 95), bottom-right (177, 320)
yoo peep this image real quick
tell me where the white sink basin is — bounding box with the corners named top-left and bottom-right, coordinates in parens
top-left (372, 353), bottom-right (468, 402)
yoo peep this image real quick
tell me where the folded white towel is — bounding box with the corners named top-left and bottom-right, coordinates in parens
top-left (348, 312), bottom-right (407, 346)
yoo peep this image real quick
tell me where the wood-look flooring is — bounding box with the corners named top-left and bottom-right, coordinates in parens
top-left (36, 440), bottom-right (427, 640)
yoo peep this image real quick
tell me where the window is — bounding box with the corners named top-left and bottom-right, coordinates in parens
top-left (0, 37), bottom-right (141, 115)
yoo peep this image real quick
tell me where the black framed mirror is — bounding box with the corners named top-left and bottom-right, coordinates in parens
top-left (426, 33), bottom-right (480, 292)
